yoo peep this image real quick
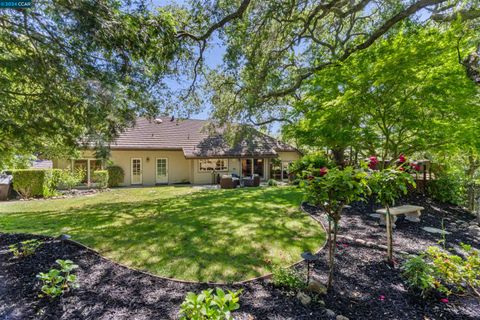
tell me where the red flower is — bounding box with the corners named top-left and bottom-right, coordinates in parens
top-left (398, 154), bottom-right (406, 163)
top-left (379, 295), bottom-right (385, 301)
top-left (399, 167), bottom-right (405, 171)
top-left (368, 156), bottom-right (378, 169)
top-left (319, 167), bottom-right (328, 177)
top-left (440, 298), bottom-right (449, 303)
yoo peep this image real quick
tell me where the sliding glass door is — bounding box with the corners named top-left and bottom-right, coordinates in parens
top-left (241, 158), bottom-right (264, 178)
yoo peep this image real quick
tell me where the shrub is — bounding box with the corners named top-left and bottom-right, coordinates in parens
top-left (37, 259), bottom-right (79, 298)
top-left (402, 244), bottom-right (480, 298)
top-left (427, 171), bottom-right (466, 206)
top-left (290, 153), bottom-right (333, 179)
top-left (271, 266), bottom-right (306, 291)
top-left (302, 166), bottom-right (368, 288)
top-left (368, 168), bottom-right (416, 264)
top-left (9, 239), bottom-right (43, 258)
top-left (179, 288), bottom-right (242, 320)
top-left (91, 170), bottom-right (108, 189)
top-left (106, 165), bottom-right (124, 187)
top-left (267, 179), bottom-right (277, 187)
top-left (50, 169), bottom-right (83, 190)
top-left (11, 169), bottom-right (54, 198)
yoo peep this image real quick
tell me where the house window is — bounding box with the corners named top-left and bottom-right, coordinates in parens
top-left (72, 159), bottom-right (103, 185)
top-left (199, 159), bottom-right (228, 172)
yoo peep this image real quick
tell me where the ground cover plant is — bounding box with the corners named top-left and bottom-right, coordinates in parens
top-left (179, 288), bottom-right (242, 320)
top-left (402, 244), bottom-right (480, 298)
top-left (37, 259), bottom-right (79, 298)
top-left (8, 239), bottom-right (42, 258)
top-left (0, 186), bottom-right (325, 282)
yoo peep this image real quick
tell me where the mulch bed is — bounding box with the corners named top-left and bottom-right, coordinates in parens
top-left (1, 194), bottom-right (479, 319)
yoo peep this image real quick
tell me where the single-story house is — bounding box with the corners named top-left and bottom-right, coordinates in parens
top-left (53, 117), bottom-right (301, 186)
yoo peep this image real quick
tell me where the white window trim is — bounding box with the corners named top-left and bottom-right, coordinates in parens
top-left (130, 158), bottom-right (143, 185)
top-left (198, 158), bottom-right (229, 172)
top-left (155, 157), bottom-right (169, 184)
top-left (71, 158), bottom-right (103, 186)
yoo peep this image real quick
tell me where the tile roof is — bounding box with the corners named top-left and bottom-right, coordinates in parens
top-left (111, 117), bottom-right (298, 158)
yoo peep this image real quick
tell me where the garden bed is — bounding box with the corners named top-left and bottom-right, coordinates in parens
top-left (1, 194), bottom-right (479, 319)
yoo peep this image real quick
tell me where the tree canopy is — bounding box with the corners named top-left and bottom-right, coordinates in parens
top-left (283, 25), bottom-right (480, 164)
top-left (1, 0), bottom-right (480, 168)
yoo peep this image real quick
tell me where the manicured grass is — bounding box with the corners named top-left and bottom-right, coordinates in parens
top-left (0, 186), bottom-right (325, 282)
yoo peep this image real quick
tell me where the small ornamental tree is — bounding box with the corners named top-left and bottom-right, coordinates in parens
top-left (369, 168), bottom-right (416, 264)
top-left (302, 166), bottom-right (369, 289)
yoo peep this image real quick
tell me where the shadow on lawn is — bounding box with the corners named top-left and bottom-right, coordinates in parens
top-left (0, 187), bottom-right (325, 282)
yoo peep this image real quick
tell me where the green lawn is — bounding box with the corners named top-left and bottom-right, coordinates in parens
top-left (0, 186), bottom-right (325, 282)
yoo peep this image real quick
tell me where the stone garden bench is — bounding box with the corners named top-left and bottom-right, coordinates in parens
top-left (377, 205), bottom-right (424, 228)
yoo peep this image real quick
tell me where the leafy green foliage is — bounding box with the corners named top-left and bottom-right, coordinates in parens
top-left (37, 259), bottom-right (79, 298)
top-left (179, 288), bottom-right (242, 320)
top-left (106, 166), bottom-right (125, 187)
top-left (402, 244), bottom-right (480, 298)
top-left (8, 239), bottom-right (42, 258)
top-left (427, 171), bottom-right (466, 206)
top-left (11, 169), bottom-right (54, 198)
top-left (302, 166), bottom-right (368, 288)
top-left (50, 169), bottom-right (84, 190)
top-left (270, 266), bottom-right (306, 291)
top-left (368, 169), bottom-right (416, 207)
top-left (303, 167), bottom-right (369, 219)
top-left (289, 153), bottom-right (333, 178)
top-left (91, 170), bottom-right (109, 189)
top-left (0, 1), bottom-right (179, 167)
top-left (285, 26), bottom-right (479, 162)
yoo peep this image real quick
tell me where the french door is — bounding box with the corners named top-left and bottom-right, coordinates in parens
top-left (131, 158), bottom-right (143, 185)
top-left (156, 158), bottom-right (168, 184)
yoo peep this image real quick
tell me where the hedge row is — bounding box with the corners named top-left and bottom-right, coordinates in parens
top-left (10, 168), bottom-right (110, 198)
top-left (10, 169), bottom-right (54, 198)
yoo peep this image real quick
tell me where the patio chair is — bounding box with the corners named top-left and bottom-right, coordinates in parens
top-left (220, 175), bottom-right (236, 189)
top-left (253, 174), bottom-right (260, 187)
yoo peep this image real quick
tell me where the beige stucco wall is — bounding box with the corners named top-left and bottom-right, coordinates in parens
top-left (277, 151), bottom-right (301, 162)
top-left (53, 150), bottom-right (302, 186)
top-left (109, 150), bottom-right (190, 186)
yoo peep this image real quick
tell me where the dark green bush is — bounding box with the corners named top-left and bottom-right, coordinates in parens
top-left (92, 170), bottom-right (108, 189)
top-left (106, 166), bottom-right (124, 187)
top-left (427, 171), bottom-right (466, 206)
top-left (11, 169), bottom-right (54, 198)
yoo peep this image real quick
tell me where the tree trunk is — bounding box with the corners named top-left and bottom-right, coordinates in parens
top-left (385, 204), bottom-right (394, 265)
top-left (332, 148), bottom-right (345, 168)
top-left (327, 219), bottom-right (339, 290)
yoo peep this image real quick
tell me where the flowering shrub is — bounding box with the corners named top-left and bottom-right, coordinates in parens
top-left (368, 156), bottom-right (379, 169)
top-left (290, 153), bottom-right (333, 178)
top-left (302, 166), bottom-right (369, 288)
top-left (402, 244), bottom-right (480, 298)
top-left (368, 168), bottom-right (415, 263)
